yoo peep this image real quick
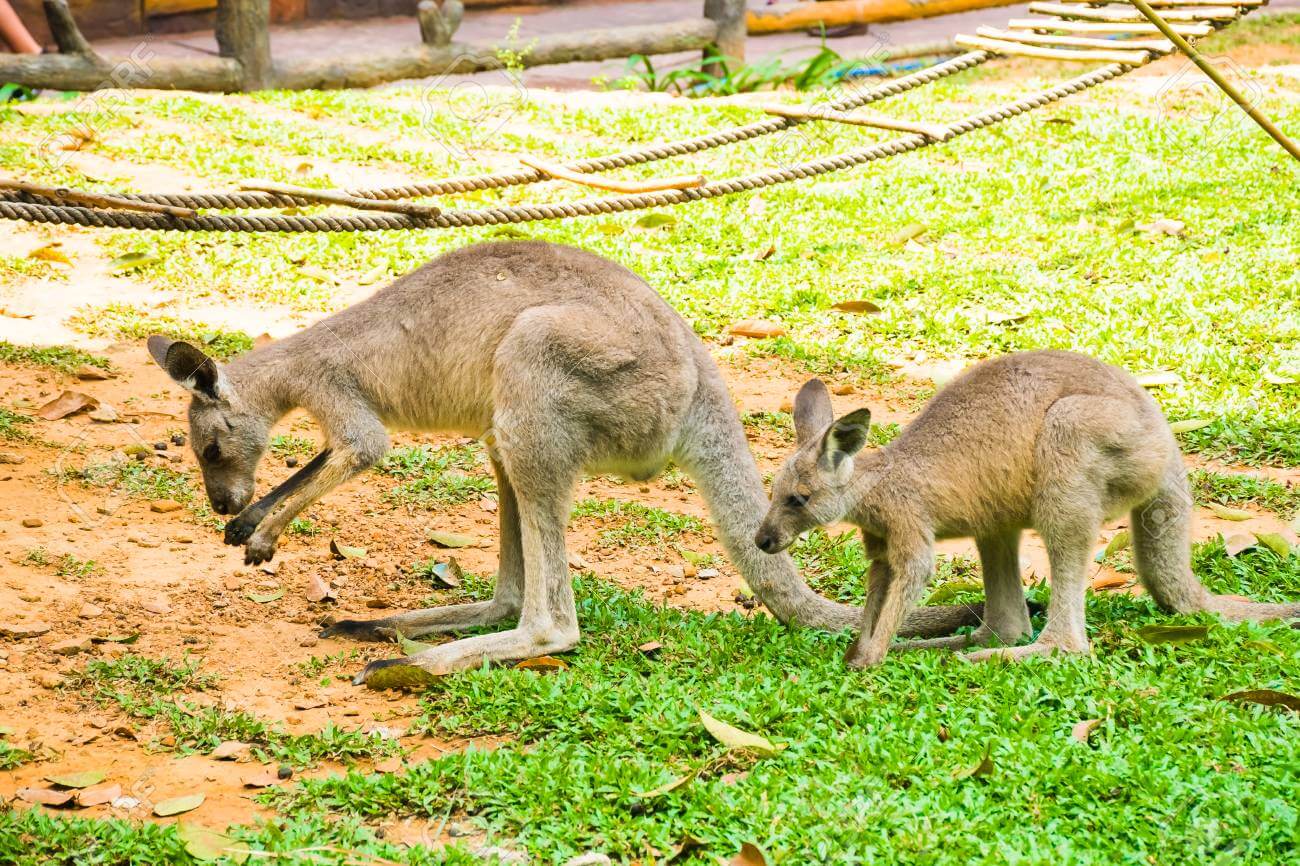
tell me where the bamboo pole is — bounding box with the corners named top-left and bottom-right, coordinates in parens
top-left (1008, 17), bottom-right (1214, 35)
top-left (955, 33), bottom-right (1151, 63)
top-left (748, 0), bottom-right (1022, 35)
top-left (763, 105), bottom-right (950, 140)
top-left (1028, 2), bottom-right (1239, 21)
top-left (976, 25), bottom-right (1173, 52)
top-left (0, 180), bottom-right (198, 217)
top-left (1127, 0), bottom-right (1300, 162)
top-left (518, 157), bottom-right (706, 193)
top-left (239, 180), bottom-right (440, 217)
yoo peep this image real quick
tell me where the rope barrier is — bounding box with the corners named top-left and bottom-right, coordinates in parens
top-left (0, 1), bottom-right (1255, 233)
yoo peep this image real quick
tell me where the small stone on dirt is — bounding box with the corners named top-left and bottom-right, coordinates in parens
top-left (78, 603), bottom-right (105, 618)
top-left (0, 452), bottom-right (25, 465)
top-left (21, 517), bottom-right (43, 528)
top-left (51, 636), bottom-right (92, 656)
top-left (299, 635), bottom-right (318, 648)
top-left (141, 598), bottom-right (172, 615)
top-left (88, 405), bottom-right (119, 423)
top-left (832, 382), bottom-right (856, 395)
top-left (150, 500), bottom-right (182, 514)
top-left (0, 622), bottom-right (51, 639)
top-left (75, 365), bottom-right (111, 381)
top-left (697, 568), bottom-right (720, 580)
top-left (153, 442), bottom-right (168, 451)
top-left (285, 456), bottom-right (299, 468)
top-left (33, 670), bottom-right (64, 689)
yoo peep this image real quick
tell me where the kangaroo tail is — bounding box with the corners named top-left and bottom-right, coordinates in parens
top-left (1132, 461), bottom-right (1300, 623)
top-left (674, 373), bottom-right (983, 637)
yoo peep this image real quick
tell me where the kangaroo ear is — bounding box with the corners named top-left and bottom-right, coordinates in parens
top-left (793, 378), bottom-right (834, 445)
top-left (147, 335), bottom-right (226, 402)
top-left (818, 408), bottom-right (872, 472)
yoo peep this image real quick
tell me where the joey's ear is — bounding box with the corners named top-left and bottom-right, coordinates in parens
top-left (793, 378), bottom-right (833, 445)
top-left (147, 335), bottom-right (226, 402)
top-left (818, 407), bottom-right (872, 471)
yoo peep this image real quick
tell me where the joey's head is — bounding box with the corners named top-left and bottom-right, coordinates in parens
top-left (148, 336), bottom-right (269, 516)
top-left (754, 378), bottom-right (872, 554)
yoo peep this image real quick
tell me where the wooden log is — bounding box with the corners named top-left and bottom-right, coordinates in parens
top-left (975, 25), bottom-right (1173, 52)
top-left (417, 0), bottom-right (462, 47)
top-left (1054, 0), bottom-right (1261, 6)
top-left (518, 157), bottom-right (706, 193)
top-left (1007, 17), bottom-right (1214, 35)
top-left (0, 53), bottom-right (242, 90)
top-left (216, 0), bottom-right (272, 89)
top-left (704, 0), bottom-right (746, 71)
top-left (955, 33), bottom-right (1151, 63)
top-left (763, 105), bottom-right (950, 140)
top-left (41, 0), bottom-right (93, 55)
top-left (0, 180), bottom-right (197, 217)
top-left (748, 0), bottom-right (1022, 35)
top-left (274, 19), bottom-right (719, 90)
top-left (239, 179), bottom-right (440, 216)
top-left (1028, 2), bottom-right (1240, 21)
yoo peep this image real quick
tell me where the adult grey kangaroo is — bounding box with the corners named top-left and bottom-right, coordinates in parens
top-left (147, 241), bottom-right (983, 684)
top-left (754, 350), bottom-right (1300, 668)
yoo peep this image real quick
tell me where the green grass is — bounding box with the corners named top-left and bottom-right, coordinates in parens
top-left (1189, 468), bottom-right (1300, 521)
top-left (378, 443), bottom-right (495, 508)
top-left (0, 341), bottom-right (110, 374)
top-left (0, 407), bottom-right (32, 441)
top-left (63, 458), bottom-right (199, 505)
top-left (0, 741), bottom-right (34, 771)
top-left (570, 497), bottom-right (706, 549)
top-left (270, 434), bottom-right (317, 458)
top-left (67, 302), bottom-right (253, 360)
top-left (793, 528), bottom-right (986, 606)
top-left (254, 546), bottom-right (1300, 864)
top-left (72, 656), bottom-right (399, 767)
top-left (55, 554), bottom-right (100, 578)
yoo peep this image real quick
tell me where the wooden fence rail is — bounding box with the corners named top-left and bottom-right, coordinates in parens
top-left (0, 0), bottom-right (744, 92)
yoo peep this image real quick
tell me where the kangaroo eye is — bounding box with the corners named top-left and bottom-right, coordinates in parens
top-left (785, 494), bottom-right (807, 509)
top-left (202, 443), bottom-right (222, 462)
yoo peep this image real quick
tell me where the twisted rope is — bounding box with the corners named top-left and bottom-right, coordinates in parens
top-left (0, 52), bottom-right (990, 213)
top-left (0, 61), bottom-right (1130, 232)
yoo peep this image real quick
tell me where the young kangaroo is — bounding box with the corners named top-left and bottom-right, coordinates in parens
top-left (147, 241), bottom-right (985, 684)
top-left (755, 350), bottom-right (1300, 668)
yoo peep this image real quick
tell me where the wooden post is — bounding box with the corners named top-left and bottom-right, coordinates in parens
top-left (417, 0), bottom-right (463, 47)
top-left (703, 0), bottom-right (745, 76)
top-left (216, 0), bottom-right (272, 90)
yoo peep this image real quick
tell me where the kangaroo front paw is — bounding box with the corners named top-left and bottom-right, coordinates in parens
top-left (242, 529), bottom-right (280, 566)
top-left (319, 618), bottom-right (398, 642)
top-left (223, 507), bottom-right (266, 546)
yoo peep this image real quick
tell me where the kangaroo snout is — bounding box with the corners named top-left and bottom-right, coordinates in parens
top-left (754, 527), bottom-right (784, 555)
top-left (210, 490), bottom-right (251, 516)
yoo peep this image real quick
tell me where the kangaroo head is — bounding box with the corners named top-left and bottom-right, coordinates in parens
top-left (148, 336), bottom-right (269, 516)
top-left (755, 378), bottom-right (872, 554)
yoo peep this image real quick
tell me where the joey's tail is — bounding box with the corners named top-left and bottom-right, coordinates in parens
top-left (1132, 461), bottom-right (1300, 622)
top-left (673, 375), bottom-right (984, 637)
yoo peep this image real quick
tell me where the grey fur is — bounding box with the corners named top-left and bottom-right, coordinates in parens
top-left (149, 241), bottom-right (984, 683)
top-left (756, 350), bottom-right (1300, 667)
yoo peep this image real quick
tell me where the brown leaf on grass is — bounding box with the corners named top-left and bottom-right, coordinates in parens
top-left (37, 391), bottom-right (98, 421)
top-left (637, 641), bottom-right (664, 657)
top-left (632, 770), bottom-right (696, 799)
top-left (730, 842), bottom-right (769, 866)
top-left (1221, 689), bottom-right (1300, 712)
top-left (17, 787), bottom-right (74, 806)
top-left (305, 574), bottom-right (336, 603)
top-left (178, 822), bottom-right (250, 863)
top-left (952, 745), bottom-right (995, 780)
top-left (728, 319), bottom-right (785, 340)
top-left (1254, 532), bottom-right (1294, 558)
top-left (428, 530), bottom-right (479, 549)
top-left (427, 558), bottom-right (463, 589)
top-left (1071, 719), bottom-right (1102, 743)
top-left (887, 223), bottom-right (927, 246)
top-left (1090, 573), bottom-right (1132, 592)
top-left (1136, 624), bottom-right (1208, 645)
top-left (28, 242), bottom-right (71, 264)
top-left (515, 656), bottom-right (569, 673)
top-left (664, 835), bottom-right (706, 863)
top-left (831, 300), bottom-right (882, 314)
top-left (751, 243), bottom-right (775, 261)
top-left (1137, 218), bottom-right (1187, 237)
top-left (374, 756), bottom-right (404, 774)
top-left (74, 782), bottom-right (122, 808)
top-left (1223, 532), bottom-right (1257, 557)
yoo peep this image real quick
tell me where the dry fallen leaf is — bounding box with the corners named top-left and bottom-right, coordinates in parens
top-left (154, 793), bottom-right (205, 817)
top-left (831, 300), bottom-right (882, 314)
top-left (729, 842), bottom-right (769, 866)
top-left (242, 769), bottom-right (282, 789)
top-left (210, 741), bottom-right (251, 761)
top-left (177, 822), bottom-right (250, 863)
top-left (1071, 719), bottom-right (1102, 743)
top-left (1168, 418), bottom-right (1213, 434)
top-left (1207, 503), bottom-right (1252, 522)
top-left (46, 771), bottom-right (106, 789)
top-left (1137, 218), bottom-right (1187, 237)
top-left (633, 770), bottom-right (696, 799)
top-left (18, 787), bottom-right (74, 806)
top-left (37, 391), bottom-right (98, 421)
top-left (751, 243), bottom-right (775, 261)
top-left (1090, 573), bottom-right (1132, 592)
top-left (428, 530), bottom-right (479, 549)
top-left (952, 744), bottom-right (995, 780)
top-left (699, 710), bottom-right (784, 758)
top-left (74, 782), bottom-right (122, 808)
top-left (1136, 624), bottom-right (1208, 645)
top-left (515, 656), bottom-right (569, 673)
top-left (637, 641), bottom-right (664, 657)
top-left (888, 223), bottom-right (927, 246)
top-left (329, 539), bottom-right (367, 560)
top-left (1254, 532), bottom-right (1293, 558)
top-left (427, 558), bottom-right (463, 589)
top-left (305, 573), bottom-right (336, 603)
top-left (1221, 689), bottom-right (1300, 712)
top-left (28, 242), bottom-right (71, 264)
top-left (728, 319), bottom-right (785, 340)
top-left (1223, 532), bottom-right (1257, 557)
